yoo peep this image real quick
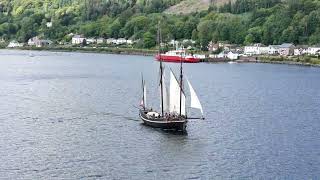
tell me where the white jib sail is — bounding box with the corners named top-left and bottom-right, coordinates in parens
top-left (181, 92), bottom-right (186, 116)
top-left (160, 72), bottom-right (169, 112)
top-left (169, 70), bottom-right (186, 116)
top-left (187, 78), bottom-right (203, 115)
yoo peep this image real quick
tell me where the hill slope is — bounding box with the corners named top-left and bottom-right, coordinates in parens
top-left (164, 0), bottom-right (232, 14)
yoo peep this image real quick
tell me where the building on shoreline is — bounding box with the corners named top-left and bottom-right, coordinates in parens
top-left (86, 38), bottom-right (97, 44)
top-left (268, 45), bottom-right (279, 55)
top-left (244, 43), bottom-right (297, 56)
top-left (243, 43), bottom-right (320, 57)
top-left (278, 43), bottom-right (295, 56)
top-left (307, 46), bottom-right (320, 55)
top-left (28, 36), bottom-right (53, 47)
top-left (116, 38), bottom-right (127, 45)
top-left (210, 50), bottom-right (239, 60)
top-left (72, 35), bottom-right (86, 45)
top-left (244, 44), bottom-right (267, 55)
top-left (97, 38), bottom-right (105, 44)
top-left (7, 41), bottom-right (24, 48)
top-left (294, 46), bottom-right (308, 56)
top-left (28, 36), bottom-right (39, 46)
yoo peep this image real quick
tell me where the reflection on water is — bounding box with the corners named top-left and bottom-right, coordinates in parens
top-left (0, 50), bottom-right (320, 179)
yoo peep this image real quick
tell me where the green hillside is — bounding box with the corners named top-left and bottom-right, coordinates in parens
top-left (0, 0), bottom-right (319, 49)
top-left (164, 0), bottom-right (232, 14)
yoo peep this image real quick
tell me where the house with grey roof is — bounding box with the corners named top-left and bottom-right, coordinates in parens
top-left (278, 43), bottom-right (295, 56)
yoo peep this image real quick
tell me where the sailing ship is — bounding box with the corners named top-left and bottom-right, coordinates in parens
top-left (139, 23), bottom-right (204, 132)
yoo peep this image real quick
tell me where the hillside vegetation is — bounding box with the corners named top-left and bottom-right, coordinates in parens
top-left (0, 0), bottom-right (319, 50)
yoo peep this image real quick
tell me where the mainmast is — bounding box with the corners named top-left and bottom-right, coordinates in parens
top-left (158, 21), bottom-right (164, 117)
top-left (141, 73), bottom-right (145, 110)
top-left (179, 47), bottom-right (183, 117)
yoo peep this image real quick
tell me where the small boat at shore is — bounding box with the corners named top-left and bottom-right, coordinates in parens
top-left (139, 24), bottom-right (204, 132)
top-left (155, 49), bottom-right (200, 63)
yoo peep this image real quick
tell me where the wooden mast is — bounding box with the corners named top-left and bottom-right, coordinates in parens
top-left (179, 47), bottom-right (183, 117)
top-left (141, 73), bottom-right (145, 110)
top-left (158, 21), bottom-right (164, 117)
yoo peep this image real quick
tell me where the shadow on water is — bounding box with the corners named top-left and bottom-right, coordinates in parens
top-left (100, 111), bottom-right (188, 135)
top-left (140, 123), bottom-right (188, 136)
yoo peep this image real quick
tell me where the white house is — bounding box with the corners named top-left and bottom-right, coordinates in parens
top-left (244, 45), bottom-right (260, 55)
top-left (294, 49), bottom-right (303, 56)
top-left (126, 39), bottom-right (133, 45)
top-left (72, 35), bottom-right (86, 44)
top-left (106, 38), bottom-right (115, 44)
top-left (7, 41), bottom-right (24, 48)
top-left (112, 39), bottom-right (118, 44)
top-left (211, 51), bottom-right (227, 59)
top-left (194, 54), bottom-right (206, 59)
top-left (86, 38), bottom-right (96, 44)
top-left (182, 39), bottom-right (195, 44)
top-left (294, 46), bottom-right (308, 56)
top-left (227, 51), bottom-right (239, 60)
top-left (268, 45), bottom-right (279, 55)
top-left (97, 38), bottom-right (105, 44)
top-left (116, 38), bottom-right (127, 45)
top-left (259, 46), bottom-right (269, 54)
top-left (28, 36), bottom-right (39, 46)
top-left (244, 44), bottom-right (268, 55)
top-left (307, 47), bottom-right (320, 55)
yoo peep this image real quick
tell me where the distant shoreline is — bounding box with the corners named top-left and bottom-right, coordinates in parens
top-left (1, 47), bottom-right (320, 68)
top-left (2, 46), bottom-right (157, 57)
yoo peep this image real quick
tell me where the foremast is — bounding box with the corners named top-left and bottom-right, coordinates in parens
top-left (179, 48), bottom-right (183, 117)
top-left (158, 22), bottom-right (164, 117)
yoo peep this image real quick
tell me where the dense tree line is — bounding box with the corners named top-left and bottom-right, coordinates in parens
top-left (0, 0), bottom-right (319, 49)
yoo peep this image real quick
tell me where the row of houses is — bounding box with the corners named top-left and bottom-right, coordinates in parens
top-left (244, 43), bottom-right (320, 56)
top-left (210, 51), bottom-right (240, 60)
top-left (71, 35), bottom-right (134, 45)
top-left (7, 36), bottom-right (53, 48)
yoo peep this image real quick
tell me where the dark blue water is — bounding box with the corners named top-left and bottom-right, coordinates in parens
top-left (0, 50), bottom-right (319, 179)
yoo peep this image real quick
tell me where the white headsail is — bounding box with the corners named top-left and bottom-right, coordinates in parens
top-left (169, 70), bottom-right (186, 116)
top-left (187, 78), bottom-right (203, 115)
top-left (160, 72), bottom-right (169, 112)
top-left (181, 92), bottom-right (186, 116)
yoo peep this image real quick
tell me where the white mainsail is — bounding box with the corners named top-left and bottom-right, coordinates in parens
top-left (143, 83), bottom-right (147, 107)
top-left (169, 70), bottom-right (186, 116)
top-left (187, 78), bottom-right (203, 115)
top-left (160, 72), bottom-right (169, 112)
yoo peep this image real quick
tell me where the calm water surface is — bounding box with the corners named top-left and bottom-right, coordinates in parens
top-left (0, 50), bottom-right (319, 179)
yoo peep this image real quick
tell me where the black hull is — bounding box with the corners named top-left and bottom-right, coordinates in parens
top-left (139, 110), bottom-right (187, 132)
